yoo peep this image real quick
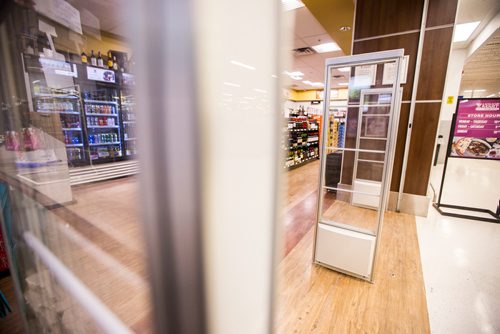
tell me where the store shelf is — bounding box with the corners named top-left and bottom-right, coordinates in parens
top-left (286, 128), bottom-right (319, 132)
top-left (84, 99), bottom-right (118, 105)
top-left (35, 93), bottom-right (79, 99)
top-left (62, 128), bottom-right (82, 131)
top-left (87, 125), bottom-right (119, 129)
top-left (285, 155), bottom-right (319, 169)
top-left (285, 142), bottom-right (319, 150)
top-left (66, 143), bottom-right (83, 147)
top-left (37, 110), bottom-right (80, 115)
top-left (124, 138), bottom-right (136, 141)
top-left (85, 113), bottom-right (118, 117)
top-left (89, 142), bottom-right (121, 146)
top-left (122, 121), bottom-right (136, 124)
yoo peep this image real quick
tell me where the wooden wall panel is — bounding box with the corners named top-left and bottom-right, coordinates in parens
top-left (354, 0), bottom-right (424, 39)
top-left (416, 27), bottom-right (454, 100)
top-left (426, 0), bottom-right (458, 28)
top-left (403, 103), bottom-right (441, 195)
top-left (390, 103), bottom-right (410, 192)
top-left (353, 32), bottom-right (419, 101)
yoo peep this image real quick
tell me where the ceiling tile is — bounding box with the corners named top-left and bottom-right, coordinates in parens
top-left (294, 7), bottom-right (328, 38)
top-left (301, 34), bottom-right (333, 47)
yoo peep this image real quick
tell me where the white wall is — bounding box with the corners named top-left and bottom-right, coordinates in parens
top-left (440, 49), bottom-right (467, 122)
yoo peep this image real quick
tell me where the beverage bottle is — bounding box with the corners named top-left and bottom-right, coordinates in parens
top-left (97, 51), bottom-right (104, 68)
top-left (90, 50), bottom-right (97, 66)
top-left (107, 51), bottom-right (114, 69)
top-left (113, 56), bottom-right (118, 70)
top-left (81, 50), bottom-right (88, 64)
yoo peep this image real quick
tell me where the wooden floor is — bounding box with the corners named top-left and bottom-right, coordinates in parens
top-left (0, 159), bottom-right (429, 333)
top-left (277, 162), bottom-right (430, 333)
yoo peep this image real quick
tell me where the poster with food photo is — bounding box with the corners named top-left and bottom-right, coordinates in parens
top-left (450, 98), bottom-right (500, 160)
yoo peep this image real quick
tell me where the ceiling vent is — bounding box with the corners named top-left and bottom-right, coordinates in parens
top-left (293, 47), bottom-right (317, 57)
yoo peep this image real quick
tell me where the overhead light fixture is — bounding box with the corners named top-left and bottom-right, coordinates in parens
top-left (230, 60), bottom-right (256, 70)
top-left (473, 89), bottom-right (486, 92)
top-left (281, 0), bottom-right (304, 11)
top-left (224, 82), bottom-right (240, 87)
top-left (338, 82), bottom-right (349, 86)
top-left (453, 21), bottom-right (480, 42)
top-left (339, 26), bottom-right (351, 31)
top-left (337, 67), bottom-right (350, 72)
top-left (302, 80), bottom-right (324, 87)
top-left (486, 94), bottom-right (496, 97)
top-left (254, 88), bottom-right (267, 93)
top-left (463, 90), bottom-right (472, 92)
top-left (311, 42), bottom-right (341, 53)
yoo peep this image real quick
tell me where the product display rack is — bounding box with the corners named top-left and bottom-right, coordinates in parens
top-left (82, 94), bottom-right (123, 162)
top-left (120, 90), bottom-right (138, 158)
top-left (32, 86), bottom-right (87, 166)
top-left (283, 113), bottom-right (320, 169)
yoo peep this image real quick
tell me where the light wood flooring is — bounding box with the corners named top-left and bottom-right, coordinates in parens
top-left (0, 159), bottom-right (429, 333)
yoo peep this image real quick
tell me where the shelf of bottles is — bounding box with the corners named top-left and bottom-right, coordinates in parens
top-left (327, 109), bottom-right (346, 151)
top-left (34, 86), bottom-right (85, 163)
top-left (283, 111), bottom-right (320, 169)
top-left (82, 90), bottom-right (122, 161)
top-left (120, 93), bottom-right (137, 157)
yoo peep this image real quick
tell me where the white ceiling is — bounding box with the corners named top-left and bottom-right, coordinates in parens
top-left (460, 28), bottom-right (500, 97)
top-left (284, 7), bottom-right (345, 90)
top-left (453, 0), bottom-right (500, 49)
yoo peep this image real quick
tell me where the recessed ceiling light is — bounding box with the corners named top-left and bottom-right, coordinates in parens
top-left (254, 88), bottom-right (267, 93)
top-left (224, 82), bottom-right (240, 87)
top-left (453, 21), bottom-right (480, 42)
top-left (338, 82), bottom-right (349, 86)
top-left (281, 0), bottom-right (305, 11)
top-left (312, 42), bottom-right (341, 53)
top-left (337, 67), bottom-right (350, 72)
top-left (339, 26), bottom-right (351, 31)
top-left (230, 60), bottom-right (256, 70)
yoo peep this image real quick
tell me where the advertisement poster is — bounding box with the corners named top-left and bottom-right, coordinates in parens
top-left (450, 98), bottom-right (500, 160)
top-left (86, 66), bottom-right (116, 83)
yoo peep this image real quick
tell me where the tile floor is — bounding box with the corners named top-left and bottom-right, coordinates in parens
top-left (417, 164), bottom-right (500, 333)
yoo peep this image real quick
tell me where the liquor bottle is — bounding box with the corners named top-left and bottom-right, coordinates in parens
top-left (113, 56), bottom-right (118, 70)
top-left (97, 51), bottom-right (104, 68)
top-left (90, 50), bottom-right (97, 66)
top-left (107, 51), bottom-right (113, 69)
top-left (81, 50), bottom-right (88, 64)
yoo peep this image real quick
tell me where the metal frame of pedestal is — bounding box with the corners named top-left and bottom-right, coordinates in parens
top-left (313, 49), bottom-right (404, 282)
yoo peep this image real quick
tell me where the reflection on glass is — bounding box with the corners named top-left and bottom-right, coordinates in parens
top-left (319, 61), bottom-right (400, 236)
top-left (0, 1), bottom-right (150, 333)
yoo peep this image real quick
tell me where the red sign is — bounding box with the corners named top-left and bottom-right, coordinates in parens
top-left (450, 98), bottom-right (500, 160)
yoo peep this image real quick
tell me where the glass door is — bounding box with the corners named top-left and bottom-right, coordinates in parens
top-left (314, 50), bottom-right (404, 281)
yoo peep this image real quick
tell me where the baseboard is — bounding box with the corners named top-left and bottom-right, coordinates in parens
top-left (387, 191), bottom-right (430, 217)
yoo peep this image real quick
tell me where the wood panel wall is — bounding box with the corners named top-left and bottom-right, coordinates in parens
top-left (353, 0), bottom-right (458, 196)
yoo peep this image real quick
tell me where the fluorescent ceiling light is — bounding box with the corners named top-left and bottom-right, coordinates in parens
top-left (224, 82), bottom-right (240, 87)
top-left (453, 21), bottom-right (480, 42)
top-left (337, 67), bottom-right (350, 72)
top-left (303, 80), bottom-right (324, 87)
top-left (284, 70), bottom-right (304, 77)
top-left (463, 90), bottom-right (472, 92)
top-left (230, 60), bottom-right (256, 70)
top-left (281, 0), bottom-right (304, 11)
top-left (312, 42), bottom-right (341, 53)
top-left (473, 89), bottom-right (486, 92)
top-left (487, 94), bottom-right (495, 97)
top-left (338, 82), bottom-right (349, 86)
